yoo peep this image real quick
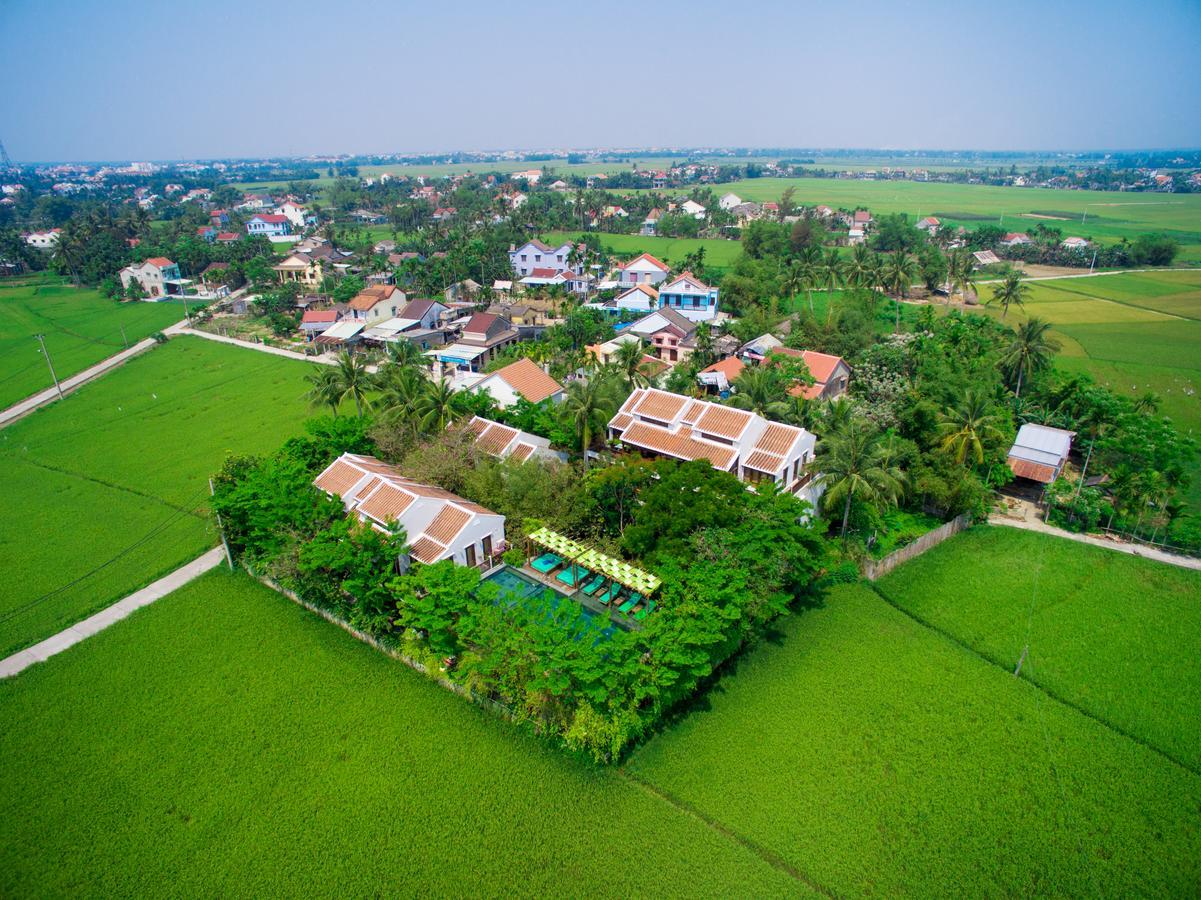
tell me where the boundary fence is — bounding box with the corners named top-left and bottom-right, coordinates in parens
top-left (861, 513), bottom-right (974, 580)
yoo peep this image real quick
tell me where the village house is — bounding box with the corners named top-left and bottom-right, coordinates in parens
top-left (615, 252), bottom-right (671, 287)
top-left (713, 334), bottom-right (853, 400)
top-left (719, 192), bottom-right (743, 211)
top-left (23, 228), bottom-right (61, 249)
top-left (316, 453), bottom-right (505, 569)
top-left (916, 216), bottom-right (941, 234)
top-left (586, 334), bottom-right (670, 384)
top-left (1062, 236), bottom-right (1090, 251)
top-left (468, 357), bottom-right (565, 408)
top-left (508, 239), bottom-right (575, 277)
top-left (245, 213), bottom-right (293, 239)
top-left (1001, 232), bottom-right (1032, 247)
top-left (347, 284), bottom-right (406, 324)
top-left (430, 312), bottom-right (521, 375)
top-left (853, 209), bottom-right (872, 228)
top-left (607, 388), bottom-right (820, 504)
top-left (614, 284), bottom-right (659, 315)
top-left (625, 305), bottom-right (700, 365)
top-left (656, 271), bottom-right (720, 321)
top-left (210, 209), bottom-right (231, 227)
top-left (118, 257), bottom-right (182, 298)
top-left (680, 199), bottom-right (706, 219)
top-left (272, 241), bottom-right (354, 286)
top-left (301, 308), bottom-right (341, 341)
top-left (274, 201), bottom-right (313, 230)
top-left (1007, 423), bottom-right (1075, 484)
top-left (236, 193), bottom-right (273, 212)
top-left (466, 416), bottom-right (559, 463)
top-left (196, 225), bottom-right (217, 242)
top-left (641, 208), bottom-right (662, 236)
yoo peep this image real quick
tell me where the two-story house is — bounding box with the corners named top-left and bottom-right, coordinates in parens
top-left (508, 240), bottom-right (575, 277)
top-left (625, 306), bottom-right (699, 365)
top-left (656, 272), bottom-right (720, 322)
top-left (347, 285), bottom-right (406, 323)
top-left (430, 312), bottom-right (521, 375)
top-left (274, 201), bottom-right (313, 230)
top-left (245, 214), bottom-right (293, 239)
top-left (615, 252), bottom-right (671, 286)
top-left (118, 257), bottom-right (182, 298)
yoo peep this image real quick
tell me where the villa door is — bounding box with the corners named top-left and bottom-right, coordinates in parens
top-left (482, 536), bottom-right (493, 560)
top-left (465, 545), bottom-right (477, 568)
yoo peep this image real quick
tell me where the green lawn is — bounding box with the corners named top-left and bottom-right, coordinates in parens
top-left (0, 337), bottom-right (316, 655)
top-left (542, 230), bottom-right (742, 274)
top-left (0, 276), bottom-right (191, 409)
top-left (630, 581), bottom-right (1201, 897)
top-left (0, 571), bottom-right (801, 898)
top-left (874, 526), bottom-right (1201, 770)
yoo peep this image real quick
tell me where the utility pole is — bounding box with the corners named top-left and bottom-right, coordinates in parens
top-left (34, 334), bottom-right (64, 399)
top-left (1088, 248), bottom-right (1098, 275)
top-left (209, 478), bottom-right (235, 571)
top-left (120, 322), bottom-right (129, 349)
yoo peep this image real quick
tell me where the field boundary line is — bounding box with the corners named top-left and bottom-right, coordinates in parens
top-left (1029, 281), bottom-right (1201, 322)
top-left (617, 767), bottom-right (837, 896)
top-left (866, 581), bottom-right (1200, 777)
top-left (0, 318), bottom-right (188, 429)
top-left (989, 515), bottom-right (1201, 571)
top-left (0, 547), bottom-right (226, 679)
top-left (13, 457), bottom-right (208, 518)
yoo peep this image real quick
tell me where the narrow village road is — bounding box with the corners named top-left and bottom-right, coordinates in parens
top-left (0, 547), bottom-right (228, 679)
top-left (988, 512), bottom-right (1201, 571)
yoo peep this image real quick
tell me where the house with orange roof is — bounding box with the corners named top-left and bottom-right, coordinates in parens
top-left (465, 416), bottom-right (559, 463)
top-left (615, 284), bottom-right (659, 314)
top-left (315, 453), bottom-right (505, 570)
top-left (468, 357), bottom-right (565, 408)
top-left (739, 334), bottom-right (851, 400)
top-left (607, 388), bottom-right (819, 503)
top-left (347, 284), bottom-right (407, 324)
top-left (616, 252), bottom-right (671, 287)
top-left (118, 257), bottom-right (182, 298)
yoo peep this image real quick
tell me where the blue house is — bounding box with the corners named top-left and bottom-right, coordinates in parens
top-left (245, 214), bottom-right (293, 239)
top-left (656, 272), bottom-right (720, 322)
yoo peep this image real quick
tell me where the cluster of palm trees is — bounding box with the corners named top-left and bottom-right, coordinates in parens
top-left (813, 413), bottom-right (907, 538)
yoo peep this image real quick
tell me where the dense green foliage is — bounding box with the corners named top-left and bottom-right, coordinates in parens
top-left (0, 337), bottom-right (314, 653)
top-left (875, 526), bottom-right (1201, 769)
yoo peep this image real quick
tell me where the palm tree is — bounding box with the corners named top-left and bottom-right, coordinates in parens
top-left (843, 243), bottom-right (873, 291)
top-left (613, 338), bottom-right (649, 391)
top-left (563, 376), bottom-right (617, 471)
top-left (413, 377), bottom-right (464, 434)
top-left (303, 365), bottom-right (343, 417)
top-left (376, 365), bottom-right (428, 438)
top-left (988, 270), bottom-right (1029, 319)
top-left (1001, 317), bottom-right (1061, 398)
top-left (947, 247), bottom-right (978, 306)
top-left (937, 391), bottom-right (1004, 465)
top-left (781, 260), bottom-right (805, 312)
top-left (326, 351), bottom-right (375, 418)
top-left (385, 339), bottom-right (425, 370)
top-left (883, 251), bottom-right (918, 332)
top-left (797, 245), bottom-right (822, 315)
top-left (820, 248), bottom-right (843, 324)
top-left (727, 366), bottom-right (791, 420)
top-left (816, 419), bottom-right (906, 538)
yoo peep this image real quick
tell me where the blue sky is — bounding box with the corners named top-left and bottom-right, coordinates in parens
top-left (2, 0), bottom-right (1199, 162)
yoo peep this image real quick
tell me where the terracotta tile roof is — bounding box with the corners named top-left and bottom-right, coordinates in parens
top-left (754, 422), bottom-right (803, 456)
top-left (798, 350), bottom-right (844, 384)
top-left (464, 312), bottom-right (499, 333)
top-left (621, 422), bottom-right (737, 470)
top-left (466, 417), bottom-right (489, 436)
top-left (409, 536), bottom-right (448, 564)
top-left (610, 412), bottom-right (633, 432)
top-left (251, 213), bottom-right (289, 224)
top-left (618, 252), bottom-right (670, 272)
top-left (425, 505), bottom-right (471, 545)
top-left (527, 267), bottom-right (560, 279)
top-left (314, 456), bottom-right (390, 496)
top-left (475, 421), bottom-right (519, 456)
top-left (633, 389), bottom-right (689, 422)
top-left (511, 443), bottom-right (536, 462)
top-left (302, 309), bottom-right (338, 324)
top-left (145, 257), bottom-right (174, 268)
top-left (489, 358), bottom-right (564, 403)
top-left (680, 400), bottom-right (706, 425)
top-left (357, 483), bottom-right (416, 523)
top-left (699, 356), bottom-right (745, 381)
top-left (349, 291), bottom-right (390, 311)
top-left (1008, 456), bottom-right (1057, 484)
top-left (693, 404), bottom-right (753, 440)
top-left (663, 271), bottom-right (712, 292)
top-left (743, 450), bottom-right (785, 474)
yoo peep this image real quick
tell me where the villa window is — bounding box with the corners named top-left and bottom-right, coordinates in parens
top-left (465, 545), bottom-right (477, 568)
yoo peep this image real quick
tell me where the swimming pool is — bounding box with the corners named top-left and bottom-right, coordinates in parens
top-left (480, 566), bottom-right (618, 639)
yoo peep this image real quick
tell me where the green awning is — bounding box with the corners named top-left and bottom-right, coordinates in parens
top-left (527, 527), bottom-right (661, 595)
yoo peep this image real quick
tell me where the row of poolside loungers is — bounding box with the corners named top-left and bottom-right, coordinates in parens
top-left (529, 553), bottom-right (655, 620)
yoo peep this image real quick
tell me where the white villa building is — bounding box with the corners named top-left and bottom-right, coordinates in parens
top-left (508, 239), bottom-right (575, 277)
top-left (466, 416), bottom-right (559, 463)
top-left (608, 388), bottom-right (821, 507)
top-left (316, 453), bottom-right (505, 569)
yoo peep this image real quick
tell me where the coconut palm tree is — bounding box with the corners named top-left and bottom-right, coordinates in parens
top-left (613, 338), bottom-right (650, 391)
top-left (1001, 317), bottom-right (1061, 398)
top-left (820, 248), bottom-right (843, 324)
top-left (797, 245), bottom-right (823, 315)
top-left (727, 365), bottom-right (791, 419)
top-left (303, 365), bottom-right (343, 417)
top-left (815, 419), bottom-right (906, 538)
top-left (988, 270), bottom-right (1029, 319)
top-left (385, 339), bottom-right (425, 370)
top-left (563, 375), bottom-right (618, 471)
top-left (781, 260), bottom-right (806, 312)
top-left (843, 243), bottom-right (873, 291)
top-left (320, 351), bottom-right (375, 418)
top-left (883, 250), bottom-right (918, 332)
top-left (413, 377), bottom-right (464, 434)
top-left (937, 391), bottom-right (1004, 465)
top-left (376, 365), bottom-right (428, 438)
top-left (947, 247), bottom-right (978, 305)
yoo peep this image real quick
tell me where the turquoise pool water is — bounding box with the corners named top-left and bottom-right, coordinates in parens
top-left (481, 566), bottom-right (617, 639)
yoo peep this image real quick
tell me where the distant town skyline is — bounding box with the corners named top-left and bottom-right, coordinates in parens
top-left (2, 0), bottom-right (1199, 162)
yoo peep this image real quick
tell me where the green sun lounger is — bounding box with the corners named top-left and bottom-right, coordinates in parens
top-left (618, 595), bottom-right (638, 614)
top-left (634, 600), bottom-right (656, 621)
top-left (581, 574), bottom-right (606, 596)
top-left (598, 584), bottom-right (621, 605)
top-left (531, 552), bottom-right (562, 574)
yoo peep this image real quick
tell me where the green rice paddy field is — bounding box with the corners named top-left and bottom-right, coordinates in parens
top-left (0, 276), bottom-right (192, 409)
top-left (3, 553), bottom-right (1198, 896)
top-left (0, 337), bottom-right (314, 656)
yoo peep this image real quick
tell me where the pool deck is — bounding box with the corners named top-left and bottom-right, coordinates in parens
top-left (519, 564), bottom-right (642, 631)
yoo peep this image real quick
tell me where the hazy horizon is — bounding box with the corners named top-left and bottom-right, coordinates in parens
top-left (3, 0), bottom-right (1200, 163)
